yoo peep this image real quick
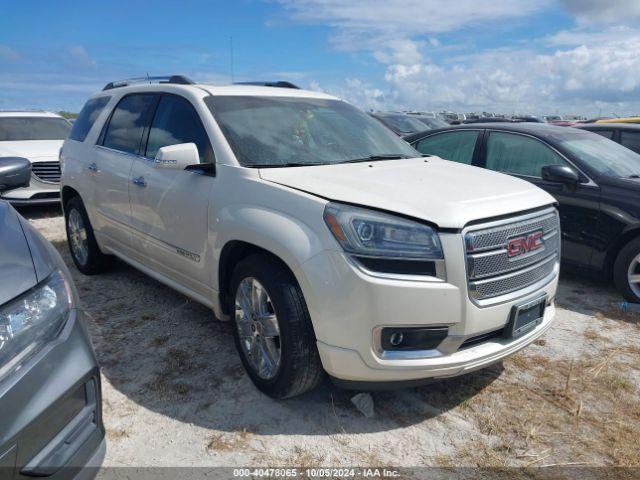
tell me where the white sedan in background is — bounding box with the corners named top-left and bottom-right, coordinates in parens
top-left (0, 111), bottom-right (71, 205)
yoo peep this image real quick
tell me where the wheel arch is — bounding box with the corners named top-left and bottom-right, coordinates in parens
top-left (218, 241), bottom-right (298, 316)
top-left (604, 225), bottom-right (640, 278)
top-left (61, 185), bottom-right (81, 211)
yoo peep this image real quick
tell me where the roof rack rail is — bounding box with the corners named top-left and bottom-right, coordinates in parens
top-left (234, 81), bottom-right (300, 89)
top-left (102, 75), bottom-right (195, 91)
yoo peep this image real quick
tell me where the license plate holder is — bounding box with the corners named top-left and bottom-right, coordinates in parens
top-left (507, 295), bottom-right (546, 338)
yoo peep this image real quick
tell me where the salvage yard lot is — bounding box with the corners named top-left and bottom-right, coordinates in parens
top-left (23, 206), bottom-right (640, 470)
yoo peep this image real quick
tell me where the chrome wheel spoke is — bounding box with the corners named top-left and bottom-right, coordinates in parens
top-left (629, 274), bottom-right (640, 284)
top-left (259, 313), bottom-right (279, 337)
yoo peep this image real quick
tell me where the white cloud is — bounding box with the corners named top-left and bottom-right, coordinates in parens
top-left (559, 0), bottom-right (640, 25)
top-left (276, 0), bottom-right (552, 64)
top-left (318, 34), bottom-right (640, 116)
top-left (281, 0), bottom-right (640, 115)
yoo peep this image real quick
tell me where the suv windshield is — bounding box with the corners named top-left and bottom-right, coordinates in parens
top-left (551, 130), bottom-right (640, 177)
top-left (0, 117), bottom-right (71, 141)
top-left (372, 113), bottom-right (427, 134)
top-left (413, 116), bottom-right (448, 129)
top-left (206, 96), bottom-right (418, 167)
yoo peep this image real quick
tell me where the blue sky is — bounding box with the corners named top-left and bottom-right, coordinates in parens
top-left (2, 0), bottom-right (640, 116)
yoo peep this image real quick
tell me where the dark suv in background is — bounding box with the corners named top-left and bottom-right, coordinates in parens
top-left (406, 123), bottom-right (640, 302)
top-left (0, 157), bottom-right (104, 479)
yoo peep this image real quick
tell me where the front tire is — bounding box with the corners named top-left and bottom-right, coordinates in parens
top-left (64, 196), bottom-right (111, 275)
top-left (228, 254), bottom-right (324, 398)
top-left (613, 237), bottom-right (640, 302)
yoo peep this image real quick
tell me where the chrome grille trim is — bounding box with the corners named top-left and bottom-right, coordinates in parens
top-left (463, 207), bottom-right (560, 306)
top-left (31, 161), bottom-right (61, 184)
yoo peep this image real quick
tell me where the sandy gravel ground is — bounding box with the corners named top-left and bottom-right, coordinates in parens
top-left (19, 205), bottom-right (640, 470)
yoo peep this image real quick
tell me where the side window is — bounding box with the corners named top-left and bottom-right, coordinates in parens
top-left (485, 132), bottom-right (565, 177)
top-left (414, 131), bottom-right (479, 165)
top-left (620, 131), bottom-right (640, 154)
top-left (69, 96), bottom-right (110, 142)
top-left (102, 94), bottom-right (157, 155)
top-left (592, 129), bottom-right (614, 140)
top-left (145, 95), bottom-right (214, 163)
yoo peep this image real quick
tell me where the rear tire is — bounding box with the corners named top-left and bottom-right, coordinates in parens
top-left (64, 196), bottom-right (111, 275)
top-left (228, 254), bottom-right (324, 398)
top-left (613, 237), bottom-right (640, 303)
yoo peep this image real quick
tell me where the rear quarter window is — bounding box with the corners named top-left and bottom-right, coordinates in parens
top-left (68, 96), bottom-right (111, 142)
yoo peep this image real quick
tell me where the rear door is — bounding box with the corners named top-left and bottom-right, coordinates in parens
top-left (480, 130), bottom-right (602, 269)
top-left (128, 93), bottom-right (215, 295)
top-left (92, 93), bottom-right (158, 250)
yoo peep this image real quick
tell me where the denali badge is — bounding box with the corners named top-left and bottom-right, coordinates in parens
top-left (507, 231), bottom-right (544, 258)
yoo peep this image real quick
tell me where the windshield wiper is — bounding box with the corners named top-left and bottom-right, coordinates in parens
top-left (244, 162), bottom-right (328, 168)
top-left (341, 154), bottom-right (411, 164)
top-left (628, 174), bottom-right (640, 178)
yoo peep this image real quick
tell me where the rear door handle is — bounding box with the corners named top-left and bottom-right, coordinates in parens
top-left (87, 162), bottom-right (98, 173)
top-left (132, 176), bottom-right (147, 187)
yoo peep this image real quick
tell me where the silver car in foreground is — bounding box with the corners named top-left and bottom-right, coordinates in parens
top-left (0, 157), bottom-right (105, 478)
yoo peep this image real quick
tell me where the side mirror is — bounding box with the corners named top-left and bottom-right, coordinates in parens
top-left (0, 157), bottom-right (31, 193)
top-left (154, 143), bottom-right (200, 170)
top-left (541, 165), bottom-right (579, 185)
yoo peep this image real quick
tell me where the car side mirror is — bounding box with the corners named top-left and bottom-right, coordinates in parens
top-left (541, 165), bottom-right (579, 185)
top-left (154, 143), bottom-right (200, 170)
top-left (0, 157), bottom-right (31, 193)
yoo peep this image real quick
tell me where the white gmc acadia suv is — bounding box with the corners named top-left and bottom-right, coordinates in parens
top-left (60, 76), bottom-right (560, 398)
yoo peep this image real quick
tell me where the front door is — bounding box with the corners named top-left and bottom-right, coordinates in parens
top-left (128, 93), bottom-right (215, 295)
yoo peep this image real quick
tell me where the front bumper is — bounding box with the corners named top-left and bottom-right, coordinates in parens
top-left (0, 174), bottom-right (60, 206)
top-left (0, 308), bottom-right (105, 480)
top-left (295, 232), bottom-right (558, 383)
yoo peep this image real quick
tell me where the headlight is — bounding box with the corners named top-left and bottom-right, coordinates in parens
top-left (323, 203), bottom-right (443, 259)
top-left (0, 270), bottom-right (73, 382)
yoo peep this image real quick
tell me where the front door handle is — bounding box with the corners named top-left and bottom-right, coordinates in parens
top-left (132, 176), bottom-right (147, 187)
top-left (87, 162), bottom-right (98, 173)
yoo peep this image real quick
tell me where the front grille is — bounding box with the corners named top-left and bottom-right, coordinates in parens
top-left (31, 161), bottom-right (61, 183)
top-left (465, 208), bottom-right (560, 305)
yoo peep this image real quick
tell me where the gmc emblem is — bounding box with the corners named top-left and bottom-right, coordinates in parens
top-left (507, 231), bottom-right (544, 258)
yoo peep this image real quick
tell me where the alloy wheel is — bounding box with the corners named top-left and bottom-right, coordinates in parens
top-left (234, 277), bottom-right (282, 380)
top-left (68, 209), bottom-right (89, 266)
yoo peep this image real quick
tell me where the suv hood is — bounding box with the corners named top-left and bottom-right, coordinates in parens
top-left (259, 157), bottom-right (555, 229)
top-left (0, 140), bottom-right (63, 160)
top-left (0, 201), bottom-right (37, 305)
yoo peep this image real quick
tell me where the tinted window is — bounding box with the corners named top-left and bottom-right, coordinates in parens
top-left (102, 94), bottom-right (157, 154)
top-left (69, 96), bottom-right (110, 142)
top-left (373, 114), bottom-right (426, 134)
top-left (485, 132), bottom-right (565, 177)
top-left (0, 117), bottom-right (71, 141)
top-left (146, 95), bottom-right (213, 162)
top-left (205, 96), bottom-right (418, 167)
top-left (590, 129), bottom-right (614, 140)
top-left (620, 131), bottom-right (640, 155)
top-left (414, 130), bottom-right (479, 164)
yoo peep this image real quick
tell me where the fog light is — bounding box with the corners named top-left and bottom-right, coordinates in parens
top-left (381, 327), bottom-right (448, 351)
top-left (389, 332), bottom-right (404, 346)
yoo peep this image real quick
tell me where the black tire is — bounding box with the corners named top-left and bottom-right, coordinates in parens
top-left (228, 254), bottom-right (324, 398)
top-left (64, 196), bottom-right (111, 275)
top-left (613, 237), bottom-right (640, 302)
